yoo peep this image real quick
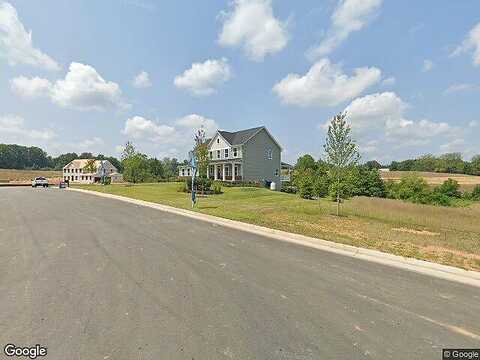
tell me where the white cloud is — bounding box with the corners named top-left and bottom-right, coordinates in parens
top-left (218, 0), bottom-right (288, 61)
top-left (273, 58), bottom-right (381, 107)
top-left (10, 76), bottom-right (52, 98)
top-left (344, 92), bottom-right (453, 152)
top-left (381, 76), bottom-right (395, 86)
top-left (132, 71), bottom-right (152, 88)
top-left (469, 120), bottom-right (478, 128)
top-left (10, 62), bottom-right (130, 111)
top-left (0, 2), bottom-right (60, 70)
top-left (451, 22), bottom-right (480, 66)
top-left (78, 137), bottom-right (105, 150)
top-left (0, 114), bottom-right (55, 142)
top-left (444, 83), bottom-right (479, 94)
top-left (422, 59), bottom-right (434, 72)
top-left (174, 58), bottom-right (232, 96)
top-left (440, 138), bottom-right (465, 153)
top-left (175, 114), bottom-right (219, 136)
top-left (121, 114), bottom-right (219, 159)
top-left (122, 116), bottom-right (176, 142)
top-left (307, 0), bottom-right (382, 59)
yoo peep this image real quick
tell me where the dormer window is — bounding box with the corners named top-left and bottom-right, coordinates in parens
top-left (217, 138), bottom-right (220, 144)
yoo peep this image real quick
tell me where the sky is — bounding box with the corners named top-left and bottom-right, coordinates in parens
top-left (0, 0), bottom-right (479, 164)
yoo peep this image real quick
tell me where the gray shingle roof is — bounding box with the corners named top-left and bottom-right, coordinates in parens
top-left (218, 126), bottom-right (264, 145)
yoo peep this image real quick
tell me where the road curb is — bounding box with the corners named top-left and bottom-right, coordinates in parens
top-left (69, 188), bottom-right (480, 288)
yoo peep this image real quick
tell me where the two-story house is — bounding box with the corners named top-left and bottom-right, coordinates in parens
top-left (179, 126), bottom-right (282, 186)
top-left (63, 159), bottom-right (120, 184)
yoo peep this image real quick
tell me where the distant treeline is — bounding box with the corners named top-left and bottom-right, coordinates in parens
top-left (388, 153), bottom-right (480, 175)
top-left (0, 144), bottom-right (123, 171)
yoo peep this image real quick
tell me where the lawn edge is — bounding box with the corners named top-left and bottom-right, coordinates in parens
top-left (69, 187), bottom-right (480, 288)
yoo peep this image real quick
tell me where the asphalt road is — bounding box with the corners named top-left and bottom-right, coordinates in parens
top-left (1, 187), bottom-right (479, 360)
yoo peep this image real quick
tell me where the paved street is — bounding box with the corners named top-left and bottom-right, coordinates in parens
top-left (0, 187), bottom-right (479, 359)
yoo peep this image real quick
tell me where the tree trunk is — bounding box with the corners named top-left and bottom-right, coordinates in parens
top-left (336, 192), bottom-right (340, 216)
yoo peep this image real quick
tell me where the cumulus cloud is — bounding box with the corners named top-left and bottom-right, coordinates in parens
top-left (273, 58), bottom-right (381, 107)
top-left (10, 76), bottom-right (51, 98)
top-left (121, 114), bottom-right (219, 158)
top-left (78, 137), bottom-right (105, 150)
top-left (307, 0), bottom-right (382, 59)
top-left (175, 114), bottom-right (219, 136)
top-left (218, 0), bottom-right (288, 61)
top-left (422, 59), bottom-right (434, 72)
top-left (174, 58), bottom-right (231, 96)
top-left (451, 22), bottom-right (480, 66)
top-left (122, 116), bottom-right (176, 142)
top-left (132, 71), bottom-right (152, 88)
top-left (10, 62), bottom-right (130, 111)
top-left (0, 2), bottom-right (60, 70)
top-left (340, 92), bottom-right (456, 157)
top-left (0, 114), bottom-right (55, 143)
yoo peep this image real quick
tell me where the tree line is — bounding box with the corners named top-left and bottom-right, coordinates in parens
top-left (0, 143), bottom-right (181, 180)
top-left (389, 153), bottom-right (480, 175)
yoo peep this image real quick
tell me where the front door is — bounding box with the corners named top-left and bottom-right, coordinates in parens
top-left (217, 165), bottom-right (222, 180)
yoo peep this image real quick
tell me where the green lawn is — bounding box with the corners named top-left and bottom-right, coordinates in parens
top-left (76, 182), bottom-right (480, 271)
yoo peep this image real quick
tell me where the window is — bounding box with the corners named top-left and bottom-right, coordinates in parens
top-left (217, 138), bottom-right (219, 144)
top-left (224, 149), bottom-right (229, 158)
top-left (266, 148), bottom-right (273, 160)
top-left (209, 151), bottom-right (213, 159)
top-left (275, 169), bottom-right (279, 176)
top-left (217, 150), bottom-right (221, 159)
top-left (233, 147), bottom-right (238, 157)
top-left (181, 169), bottom-right (185, 176)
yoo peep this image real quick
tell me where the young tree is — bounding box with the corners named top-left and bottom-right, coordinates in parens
top-left (194, 127), bottom-right (210, 195)
top-left (121, 141), bottom-right (136, 161)
top-left (324, 112), bottom-right (360, 216)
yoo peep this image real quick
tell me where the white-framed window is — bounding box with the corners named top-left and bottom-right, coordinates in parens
top-left (181, 169), bottom-right (185, 176)
top-left (224, 149), bottom-right (229, 158)
top-left (233, 147), bottom-right (238, 157)
top-left (274, 169), bottom-right (279, 176)
top-left (266, 148), bottom-right (273, 160)
top-left (209, 151), bottom-right (213, 159)
top-left (217, 138), bottom-right (220, 144)
top-left (217, 150), bottom-right (221, 159)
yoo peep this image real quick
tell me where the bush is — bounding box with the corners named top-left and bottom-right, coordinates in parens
top-left (298, 171), bottom-right (315, 199)
top-left (396, 175), bottom-right (431, 203)
top-left (470, 185), bottom-right (480, 201)
top-left (436, 178), bottom-right (461, 198)
top-left (177, 182), bottom-right (188, 193)
top-left (102, 177), bottom-right (111, 185)
top-left (186, 177), bottom-right (212, 192)
top-left (313, 175), bottom-right (330, 198)
top-left (212, 181), bottom-right (222, 194)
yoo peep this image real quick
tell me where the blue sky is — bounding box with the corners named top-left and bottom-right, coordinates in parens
top-left (0, 0), bottom-right (479, 164)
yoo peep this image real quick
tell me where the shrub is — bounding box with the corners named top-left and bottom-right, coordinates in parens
top-left (396, 175), bottom-right (431, 203)
top-left (177, 182), bottom-right (188, 193)
top-left (212, 181), bottom-right (222, 194)
top-left (313, 175), bottom-right (330, 198)
top-left (436, 178), bottom-right (461, 198)
top-left (427, 191), bottom-right (453, 206)
top-left (298, 171), bottom-right (315, 199)
top-left (471, 185), bottom-right (480, 201)
top-left (102, 177), bottom-right (111, 185)
top-left (185, 177), bottom-right (212, 192)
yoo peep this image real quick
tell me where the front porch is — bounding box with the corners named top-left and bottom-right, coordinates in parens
top-left (208, 162), bottom-right (243, 182)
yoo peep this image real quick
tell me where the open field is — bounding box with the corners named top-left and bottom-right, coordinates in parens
top-left (381, 171), bottom-right (480, 191)
top-left (76, 183), bottom-right (480, 271)
top-left (0, 169), bottom-right (62, 183)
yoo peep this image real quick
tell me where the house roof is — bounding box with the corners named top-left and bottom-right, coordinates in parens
top-left (64, 159), bottom-right (117, 171)
top-left (281, 162), bottom-right (293, 169)
top-left (218, 126), bottom-right (265, 145)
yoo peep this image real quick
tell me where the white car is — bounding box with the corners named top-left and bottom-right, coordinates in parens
top-left (32, 177), bottom-right (49, 188)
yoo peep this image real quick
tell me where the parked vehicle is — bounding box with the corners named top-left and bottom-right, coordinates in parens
top-left (32, 177), bottom-right (49, 188)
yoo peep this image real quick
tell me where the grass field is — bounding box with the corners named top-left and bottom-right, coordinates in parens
top-left (76, 183), bottom-right (480, 271)
top-left (0, 169), bottom-right (62, 182)
top-left (381, 171), bottom-right (480, 192)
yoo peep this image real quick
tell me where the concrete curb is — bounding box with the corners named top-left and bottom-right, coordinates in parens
top-left (69, 188), bottom-right (480, 288)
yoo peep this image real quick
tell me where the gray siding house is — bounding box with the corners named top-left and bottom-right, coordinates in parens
top-left (179, 126), bottom-right (282, 186)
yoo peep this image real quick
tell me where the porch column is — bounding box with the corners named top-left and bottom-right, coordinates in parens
top-left (231, 164), bottom-right (235, 182)
top-left (207, 166), bottom-right (209, 178)
top-left (214, 164), bottom-right (218, 180)
top-left (222, 164), bottom-right (226, 181)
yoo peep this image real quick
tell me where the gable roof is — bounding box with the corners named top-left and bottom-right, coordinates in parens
top-left (63, 159), bottom-right (117, 171)
top-left (217, 126), bottom-right (264, 146)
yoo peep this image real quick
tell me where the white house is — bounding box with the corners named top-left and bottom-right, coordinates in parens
top-left (179, 126), bottom-right (282, 185)
top-left (63, 159), bottom-right (119, 184)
